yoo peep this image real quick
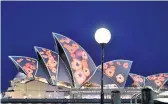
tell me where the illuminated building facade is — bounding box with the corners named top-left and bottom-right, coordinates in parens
top-left (3, 33), bottom-right (168, 100)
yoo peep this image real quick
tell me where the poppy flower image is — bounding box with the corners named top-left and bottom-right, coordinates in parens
top-left (116, 74), bottom-right (125, 83)
top-left (64, 37), bottom-right (71, 43)
top-left (133, 76), bottom-right (140, 82)
top-left (26, 58), bottom-right (31, 61)
top-left (116, 61), bottom-right (121, 65)
top-left (147, 76), bottom-right (152, 80)
top-left (69, 47), bottom-right (77, 54)
top-left (25, 63), bottom-right (36, 70)
top-left (71, 59), bottom-right (82, 71)
top-left (30, 64), bottom-right (36, 70)
top-left (108, 61), bottom-right (113, 65)
top-left (46, 50), bottom-right (52, 56)
top-left (154, 80), bottom-right (162, 86)
top-left (163, 74), bottom-right (168, 77)
top-left (75, 50), bottom-right (83, 57)
top-left (63, 44), bottom-right (76, 54)
top-left (60, 39), bottom-right (65, 43)
top-left (63, 43), bottom-right (71, 49)
top-left (74, 70), bottom-right (87, 85)
top-left (48, 55), bottom-right (55, 60)
top-left (25, 63), bottom-right (31, 67)
top-left (159, 74), bottom-right (164, 77)
top-left (82, 68), bottom-right (90, 77)
top-left (82, 59), bottom-right (88, 68)
top-left (70, 53), bottom-right (76, 58)
top-left (123, 63), bottom-right (129, 69)
top-left (27, 73), bottom-right (33, 78)
top-left (133, 75), bottom-right (143, 83)
top-left (111, 66), bottom-right (116, 71)
top-left (148, 75), bottom-right (157, 80)
top-left (42, 48), bottom-right (46, 52)
top-left (51, 67), bottom-right (57, 73)
top-left (39, 52), bottom-right (44, 55)
top-left (46, 59), bottom-right (57, 74)
top-left (82, 51), bottom-right (88, 60)
top-left (158, 77), bottom-right (165, 82)
top-left (46, 59), bottom-right (57, 69)
top-left (23, 66), bottom-right (33, 74)
top-left (72, 43), bottom-right (79, 51)
top-left (100, 63), bottom-right (108, 70)
top-left (105, 67), bottom-right (115, 78)
top-left (16, 58), bottom-right (23, 63)
top-left (138, 77), bottom-right (144, 83)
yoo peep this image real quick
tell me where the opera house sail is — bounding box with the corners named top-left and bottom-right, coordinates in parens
top-left (96, 60), bottom-right (133, 88)
top-left (34, 46), bottom-right (59, 85)
top-left (129, 73), bottom-right (145, 87)
top-left (146, 73), bottom-right (168, 91)
top-left (9, 56), bottom-right (38, 80)
top-left (130, 73), bottom-right (168, 91)
top-left (53, 33), bottom-right (97, 88)
top-left (2, 32), bottom-right (168, 101)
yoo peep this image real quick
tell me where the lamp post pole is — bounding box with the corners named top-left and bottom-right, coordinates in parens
top-left (101, 43), bottom-right (105, 104)
top-left (94, 27), bottom-right (111, 104)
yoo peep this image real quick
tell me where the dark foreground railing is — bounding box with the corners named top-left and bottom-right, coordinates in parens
top-left (2, 88), bottom-right (167, 104)
top-left (1, 99), bottom-right (141, 103)
top-left (1, 99), bottom-right (167, 104)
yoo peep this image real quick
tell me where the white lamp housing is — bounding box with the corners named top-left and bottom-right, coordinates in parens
top-left (0, 94), bottom-right (2, 99)
top-left (95, 28), bottom-right (111, 44)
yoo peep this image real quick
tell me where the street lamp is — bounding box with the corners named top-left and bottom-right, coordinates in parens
top-left (95, 28), bottom-right (111, 104)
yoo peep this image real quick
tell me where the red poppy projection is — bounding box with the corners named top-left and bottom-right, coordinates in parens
top-left (129, 73), bottom-right (145, 87)
top-left (53, 33), bottom-right (97, 88)
top-left (97, 60), bottom-right (133, 87)
top-left (8, 33), bottom-right (168, 90)
top-left (9, 56), bottom-right (38, 79)
top-left (83, 69), bottom-right (117, 88)
top-left (146, 73), bottom-right (168, 90)
top-left (34, 46), bottom-right (59, 85)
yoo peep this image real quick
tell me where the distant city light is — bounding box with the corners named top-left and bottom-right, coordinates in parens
top-left (49, 94), bottom-right (51, 97)
top-left (23, 96), bottom-right (27, 99)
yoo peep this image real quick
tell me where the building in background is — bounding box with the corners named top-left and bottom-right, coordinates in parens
top-left (3, 33), bottom-right (168, 99)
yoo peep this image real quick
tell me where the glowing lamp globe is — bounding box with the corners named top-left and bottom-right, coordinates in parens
top-left (95, 28), bottom-right (111, 44)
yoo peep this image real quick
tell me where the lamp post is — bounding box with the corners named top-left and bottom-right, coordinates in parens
top-left (95, 28), bottom-right (111, 104)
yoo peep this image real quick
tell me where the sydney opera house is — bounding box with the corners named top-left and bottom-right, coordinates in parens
top-left (1, 33), bottom-right (168, 103)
